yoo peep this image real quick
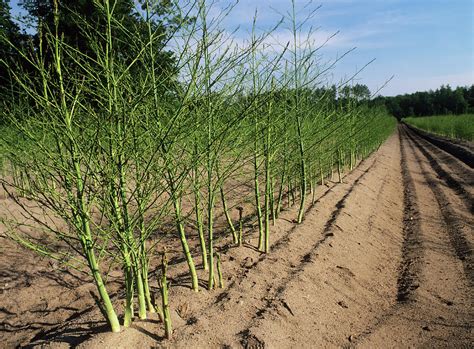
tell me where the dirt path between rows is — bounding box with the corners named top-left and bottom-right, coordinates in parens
top-left (1, 126), bottom-right (472, 348)
top-left (349, 126), bottom-right (473, 348)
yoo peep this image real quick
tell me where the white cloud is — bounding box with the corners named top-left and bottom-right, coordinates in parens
top-left (221, 3), bottom-right (428, 54)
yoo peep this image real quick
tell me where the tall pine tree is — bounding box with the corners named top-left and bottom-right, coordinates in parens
top-left (0, 0), bottom-right (26, 99)
top-left (19, 0), bottom-right (178, 75)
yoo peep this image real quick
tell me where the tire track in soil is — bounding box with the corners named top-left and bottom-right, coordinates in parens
top-left (405, 128), bottom-right (474, 287)
top-left (404, 127), bottom-right (474, 214)
top-left (396, 127), bottom-right (424, 302)
top-left (347, 126), bottom-right (423, 346)
top-left (238, 158), bottom-right (378, 348)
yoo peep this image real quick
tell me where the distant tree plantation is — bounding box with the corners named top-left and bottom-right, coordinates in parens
top-left (372, 85), bottom-right (474, 120)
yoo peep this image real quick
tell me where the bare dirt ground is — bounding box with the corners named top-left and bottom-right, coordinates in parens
top-left (1, 124), bottom-right (472, 348)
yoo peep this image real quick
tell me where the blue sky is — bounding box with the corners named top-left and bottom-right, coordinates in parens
top-left (9, 0), bottom-right (474, 96)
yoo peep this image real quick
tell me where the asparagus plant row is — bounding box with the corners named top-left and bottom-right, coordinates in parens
top-left (0, 0), bottom-right (396, 339)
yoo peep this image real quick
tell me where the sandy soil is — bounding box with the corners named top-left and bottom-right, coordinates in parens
top-left (1, 125), bottom-right (472, 348)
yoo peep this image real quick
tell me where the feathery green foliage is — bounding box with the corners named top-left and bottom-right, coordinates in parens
top-left (0, 0), bottom-right (396, 338)
top-left (404, 114), bottom-right (474, 141)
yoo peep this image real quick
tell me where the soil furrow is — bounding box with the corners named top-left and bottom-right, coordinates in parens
top-left (405, 128), bottom-right (474, 286)
top-left (350, 126), bottom-right (473, 348)
top-left (403, 128), bottom-right (474, 187)
top-left (247, 157), bottom-right (377, 267)
top-left (396, 126), bottom-right (424, 302)
top-left (405, 124), bottom-right (474, 168)
top-left (346, 127), bottom-right (422, 346)
top-left (405, 127), bottom-right (474, 214)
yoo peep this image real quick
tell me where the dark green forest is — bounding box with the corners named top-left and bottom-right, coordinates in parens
top-left (372, 85), bottom-right (474, 119)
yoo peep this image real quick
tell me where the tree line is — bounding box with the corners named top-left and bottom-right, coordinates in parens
top-left (372, 85), bottom-right (474, 120)
top-left (2, 0), bottom-right (471, 122)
